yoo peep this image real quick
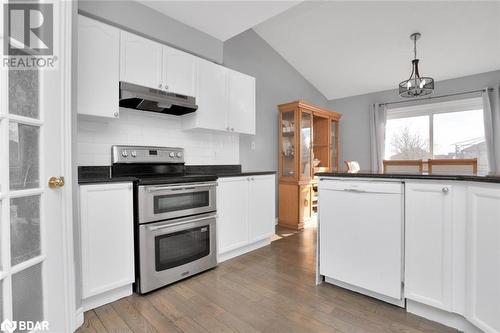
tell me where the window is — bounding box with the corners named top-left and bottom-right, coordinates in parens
top-left (384, 97), bottom-right (488, 173)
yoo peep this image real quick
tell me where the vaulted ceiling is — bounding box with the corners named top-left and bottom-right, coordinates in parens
top-left (141, 1), bottom-right (302, 41)
top-left (140, 1), bottom-right (500, 100)
top-left (254, 1), bottom-right (500, 99)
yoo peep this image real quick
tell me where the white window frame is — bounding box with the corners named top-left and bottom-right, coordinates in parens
top-left (386, 97), bottom-right (484, 158)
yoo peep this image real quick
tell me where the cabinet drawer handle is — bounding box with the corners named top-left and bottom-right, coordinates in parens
top-left (158, 83), bottom-right (162, 89)
top-left (113, 111), bottom-right (119, 118)
top-left (442, 187), bottom-right (449, 193)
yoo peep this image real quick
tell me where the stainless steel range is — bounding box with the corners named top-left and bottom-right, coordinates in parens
top-left (111, 145), bottom-right (217, 294)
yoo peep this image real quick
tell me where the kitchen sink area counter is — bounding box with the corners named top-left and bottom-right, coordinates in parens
top-left (316, 170), bottom-right (500, 183)
top-left (317, 174), bottom-right (500, 333)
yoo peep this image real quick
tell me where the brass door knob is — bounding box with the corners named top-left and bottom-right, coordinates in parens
top-left (48, 176), bottom-right (65, 188)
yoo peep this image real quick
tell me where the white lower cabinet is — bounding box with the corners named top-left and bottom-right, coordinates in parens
top-left (217, 177), bottom-right (249, 253)
top-left (79, 182), bottom-right (135, 310)
top-left (467, 185), bottom-right (500, 333)
top-left (405, 182), bottom-right (455, 311)
top-left (248, 176), bottom-right (275, 241)
top-left (217, 175), bottom-right (275, 262)
top-left (404, 181), bottom-right (500, 333)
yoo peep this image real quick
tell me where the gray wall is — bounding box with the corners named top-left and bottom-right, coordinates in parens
top-left (328, 70), bottom-right (500, 169)
top-left (78, 0), bottom-right (223, 63)
top-left (223, 29), bottom-right (328, 173)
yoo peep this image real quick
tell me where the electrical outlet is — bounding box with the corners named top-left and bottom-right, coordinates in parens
top-left (251, 141), bottom-right (256, 150)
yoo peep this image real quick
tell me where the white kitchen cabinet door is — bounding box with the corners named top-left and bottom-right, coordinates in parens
top-left (467, 185), bottom-right (500, 333)
top-left (405, 182), bottom-right (453, 311)
top-left (248, 175), bottom-right (275, 242)
top-left (78, 15), bottom-right (120, 118)
top-left (120, 31), bottom-right (163, 89)
top-left (184, 59), bottom-right (228, 131)
top-left (227, 69), bottom-right (256, 135)
top-left (217, 177), bottom-right (249, 255)
top-left (163, 45), bottom-right (196, 96)
top-left (80, 183), bottom-right (135, 299)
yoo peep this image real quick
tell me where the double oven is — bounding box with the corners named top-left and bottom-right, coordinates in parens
top-left (111, 145), bottom-right (218, 294)
top-left (137, 181), bottom-right (217, 293)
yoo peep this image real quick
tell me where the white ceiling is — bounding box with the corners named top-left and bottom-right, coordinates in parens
top-left (140, 0), bottom-right (302, 41)
top-left (254, 1), bottom-right (500, 100)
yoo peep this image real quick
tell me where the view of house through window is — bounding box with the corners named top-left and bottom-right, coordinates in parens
top-left (384, 98), bottom-right (488, 173)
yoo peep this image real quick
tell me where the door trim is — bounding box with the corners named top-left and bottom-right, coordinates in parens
top-left (61, 1), bottom-right (77, 331)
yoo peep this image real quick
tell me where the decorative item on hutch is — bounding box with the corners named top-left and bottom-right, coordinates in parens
top-left (278, 100), bottom-right (341, 230)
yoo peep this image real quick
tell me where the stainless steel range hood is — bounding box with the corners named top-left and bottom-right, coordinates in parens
top-left (119, 82), bottom-right (198, 116)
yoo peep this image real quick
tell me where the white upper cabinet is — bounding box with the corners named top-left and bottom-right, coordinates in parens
top-left (78, 15), bottom-right (120, 118)
top-left (467, 185), bottom-right (500, 333)
top-left (248, 175), bottom-right (275, 241)
top-left (79, 18), bottom-right (256, 132)
top-left (405, 182), bottom-right (454, 311)
top-left (120, 31), bottom-right (163, 89)
top-left (184, 60), bottom-right (256, 135)
top-left (184, 58), bottom-right (228, 131)
top-left (163, 45), bottom-right (196, 96)
top-left (227, 69), bottom-right (256, 135)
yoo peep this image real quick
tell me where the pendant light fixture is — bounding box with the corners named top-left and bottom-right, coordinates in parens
top-left (399, 32), bottom-right (434, 98)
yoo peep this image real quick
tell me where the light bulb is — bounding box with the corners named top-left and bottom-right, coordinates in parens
top-left (419, 79), bottom-right (426, 89)
top-left (407, 81), bottom-right (412, 89)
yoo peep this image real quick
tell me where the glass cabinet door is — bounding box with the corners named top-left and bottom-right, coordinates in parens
top-left (280, 110), bottom-right (296, 178)
top-left (330, 119), bottom-right (339, 171)
top-left (300, 111), bottom-right (312, 179)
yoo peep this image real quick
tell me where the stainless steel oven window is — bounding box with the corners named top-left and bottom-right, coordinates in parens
top-left (154, 225), bottom-right (211, 271)
top-left (153, 191), bottom-right (210, 214)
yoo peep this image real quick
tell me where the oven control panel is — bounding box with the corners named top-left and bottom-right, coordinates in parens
top-left (112, 145), bottom-right (184, 164)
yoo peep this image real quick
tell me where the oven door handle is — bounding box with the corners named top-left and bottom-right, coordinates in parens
top-left (146, 214), bottom-right (217, 231)
top-left (146, 182), bottom-right (217, 192)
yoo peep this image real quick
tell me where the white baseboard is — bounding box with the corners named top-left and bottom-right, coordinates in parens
top-left (82, 284), bottom-right (133, 312)
top-left (324, 277), bottom-right (405, 308)
top-left (74, 307), bottom-right (84, 331)
top-left (407, 300), bottom-right (483, 333)
top-left (218, 237), bottom-right (271, 263)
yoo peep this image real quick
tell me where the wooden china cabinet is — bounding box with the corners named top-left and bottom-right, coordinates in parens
top-left (278, 100), bottom-right (341, 230)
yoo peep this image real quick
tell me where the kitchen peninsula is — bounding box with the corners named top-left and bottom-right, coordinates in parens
top-left (316, 171), bottom-right (500, 333)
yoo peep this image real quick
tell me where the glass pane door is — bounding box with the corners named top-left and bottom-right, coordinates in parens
top-left (1, 68), bottom-right (45, 330)
top-left (1, 2), bottom-right (73, 331)
top-left (330, 119), bottom-right (339, 171)
top-left (280, 110), bottom-right (296, 178)
top-left (300, 111), bottom-right (312, 178)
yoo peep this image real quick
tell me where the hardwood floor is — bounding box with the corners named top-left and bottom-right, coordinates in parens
top-left (76, 225), bottom-right (458, 333)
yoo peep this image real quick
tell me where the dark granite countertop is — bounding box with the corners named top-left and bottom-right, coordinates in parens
top-left (186, 165), bottom-right (276, 178)
top-left (215, 171), bottom-right (277, 178)
top-left (78, 166), bottom-right (137, 184)
top-left (316, 171), bottom-right (500, 184)
top-left (78, 176), bottom-right (138, 184)
top-left (78, 165), bottom-right (276, 184)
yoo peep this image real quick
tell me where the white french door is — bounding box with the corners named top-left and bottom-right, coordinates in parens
top-left (0, 1), bottom-right (75, 332)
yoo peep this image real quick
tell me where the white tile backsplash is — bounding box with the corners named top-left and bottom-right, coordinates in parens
top-left (77, 108), bottom-right (239, 166)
